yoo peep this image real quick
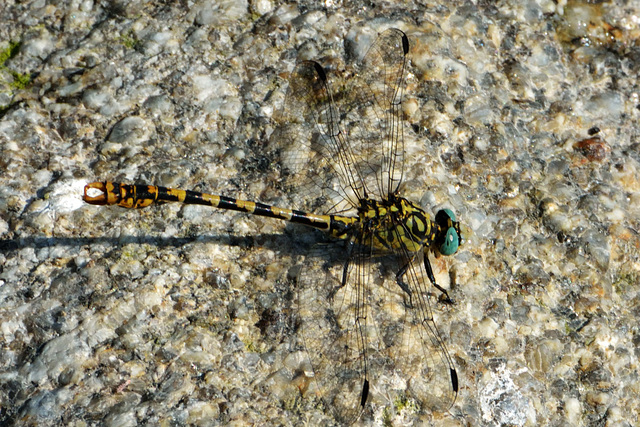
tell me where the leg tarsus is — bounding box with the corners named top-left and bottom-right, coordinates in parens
top-left (395, 261), bottom-right (414, 308)
top-left (423, 252), bottom-right (454, 304)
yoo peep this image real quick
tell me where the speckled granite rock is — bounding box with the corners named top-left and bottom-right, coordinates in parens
top-left (1, 1), bottom-right (639, 426)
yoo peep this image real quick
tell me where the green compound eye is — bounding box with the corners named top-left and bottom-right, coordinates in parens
top-left (443, 208), bottom-right (456, 222)
top-left (436, 209), bottom-right (460, 255)
top-left (440, 226), bottom-right (459, 255)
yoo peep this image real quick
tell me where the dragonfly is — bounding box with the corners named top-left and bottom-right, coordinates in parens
top-left (84, 28), bottom-right (462, 423)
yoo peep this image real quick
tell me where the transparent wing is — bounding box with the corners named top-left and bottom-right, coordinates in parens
top-left (295, 239), bottom-right (380, 424)
top-left (276, 60), bottom-right (362, 214)
top-left (346, 27), bottom-right (409, 200)
top-left (275, 28), bottom-right (409, 214)
top-left (389, 232), bottom-right (459, 412)
top-left (283, 28), bottom-right (457, 423)
top-left (296, 240), bottom-right (457, 423)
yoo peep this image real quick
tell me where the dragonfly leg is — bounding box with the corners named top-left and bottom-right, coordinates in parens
top-left (395, 261), bottom-right (414, 309)
top-left (423, 252), bottom-right (454, 304)
top-left (326, 240), bottom-right (355, 301)
top-left (340, 241), bottom-right (354, 288)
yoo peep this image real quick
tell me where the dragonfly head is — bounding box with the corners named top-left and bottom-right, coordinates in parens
top-left (435, 209), bottom-right (462, 256)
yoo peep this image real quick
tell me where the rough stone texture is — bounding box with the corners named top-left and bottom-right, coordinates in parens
top-left (1, 1), bottom-right (639, 426)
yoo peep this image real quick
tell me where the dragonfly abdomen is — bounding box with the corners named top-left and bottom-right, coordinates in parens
top-left (83, 181), bottom-right (356, 233)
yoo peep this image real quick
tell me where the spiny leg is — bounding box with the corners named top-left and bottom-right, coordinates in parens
top-left (394, 260), bottom-right (415, 309)
top-left (341, 240), bottom-right (355, 288)
top-left (325, 240), bottom-right (356, 303)
top-left (422, 251), bottom-right (454, 304)
top-left (394, 251), bottom-right (454, 306)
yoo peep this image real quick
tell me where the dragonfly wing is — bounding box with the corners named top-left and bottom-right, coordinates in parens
top-left (275, 28), bottom-right (410, 214)
top-left (296, 242), bottom-right (457, 423)
top-left (386, 224), bottom-right (459, 412)
top-left (342, 28), bottom-right (409, 199)
top-left (276, 60), bottom-right (362, 214)
top-left (296, 239), bottom-right (383, 424)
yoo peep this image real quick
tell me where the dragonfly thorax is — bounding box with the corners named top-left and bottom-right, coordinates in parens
top-left (355, 196), bottom-right (462, 256)
top-left (356, 196), bottom-right (432, 253)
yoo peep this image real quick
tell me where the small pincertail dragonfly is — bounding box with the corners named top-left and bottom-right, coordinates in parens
top-left (84, 28), bottom-right (463, 423)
